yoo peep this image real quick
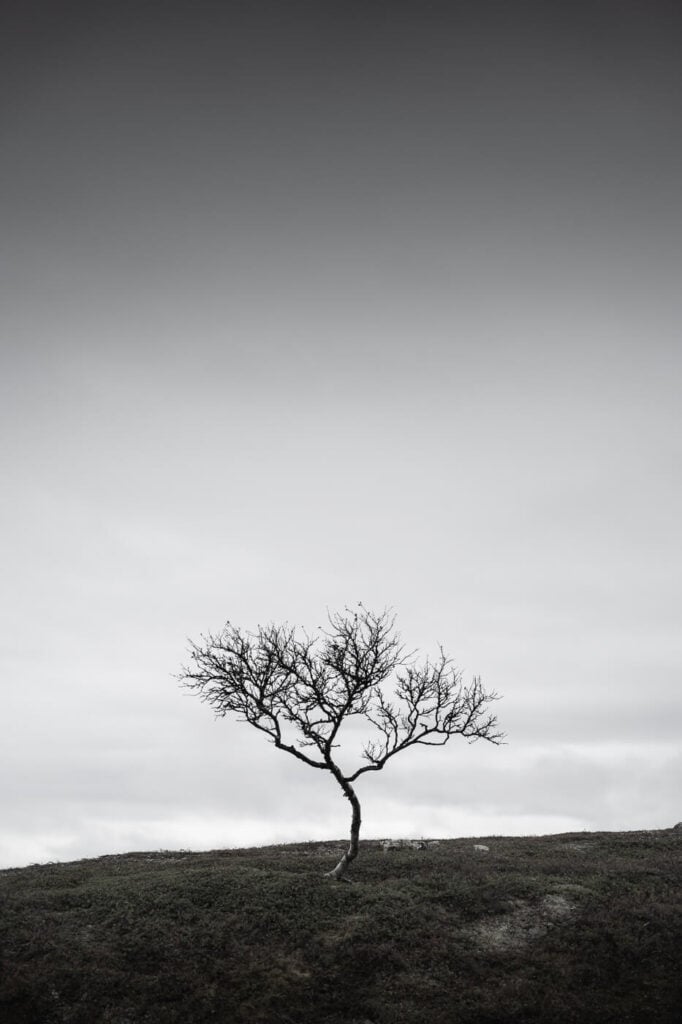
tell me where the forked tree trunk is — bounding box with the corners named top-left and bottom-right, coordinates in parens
top-left (325, 774), bottom-right (361, 881)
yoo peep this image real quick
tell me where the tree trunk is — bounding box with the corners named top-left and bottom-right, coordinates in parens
top-left (325, 775), bottom-right (361, 881)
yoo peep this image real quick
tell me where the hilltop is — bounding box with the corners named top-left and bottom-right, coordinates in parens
top-left (1, 829), bottom-right (680, 1023)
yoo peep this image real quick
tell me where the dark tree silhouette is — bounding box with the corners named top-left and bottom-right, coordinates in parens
top-left (179, 605), bottom-right (504, 880)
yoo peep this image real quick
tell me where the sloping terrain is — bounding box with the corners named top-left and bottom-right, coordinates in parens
top-left (0, 830), bottom-right (680, 1023)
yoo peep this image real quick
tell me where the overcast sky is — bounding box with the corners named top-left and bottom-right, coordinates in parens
top-left (2, 0), bottom-right (681, 869)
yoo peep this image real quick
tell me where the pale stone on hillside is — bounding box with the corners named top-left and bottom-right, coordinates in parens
top-left (380, 838), bottom-right (428, 852)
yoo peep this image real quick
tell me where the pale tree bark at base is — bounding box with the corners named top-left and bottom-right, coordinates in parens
top-left (324, 778), bottom-right (361, 882)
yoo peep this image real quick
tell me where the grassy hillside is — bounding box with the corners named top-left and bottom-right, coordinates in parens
top-left (1, 830), bottom-right (680, 1023)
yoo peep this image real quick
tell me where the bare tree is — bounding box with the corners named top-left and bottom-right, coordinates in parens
top-left (179, 605), bottom-right (503, 881)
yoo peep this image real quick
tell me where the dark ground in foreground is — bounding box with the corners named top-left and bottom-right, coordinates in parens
top-left (0, 829), bottom-right (680, 1023)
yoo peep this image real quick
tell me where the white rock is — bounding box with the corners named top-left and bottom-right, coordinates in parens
top-left (380, 838), bottom-right (427, 852)
top-left (473, 844), bottom-right (490, 853)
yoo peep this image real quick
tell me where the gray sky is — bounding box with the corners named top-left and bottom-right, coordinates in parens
top-left (2, 0), bottom-right (681, 868)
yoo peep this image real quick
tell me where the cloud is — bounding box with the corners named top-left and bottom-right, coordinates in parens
top-left (2, 0), bottom-right (681, 868)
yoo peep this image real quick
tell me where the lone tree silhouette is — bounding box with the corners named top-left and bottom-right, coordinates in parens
top-left (179, 605), bottom-right (503, 880)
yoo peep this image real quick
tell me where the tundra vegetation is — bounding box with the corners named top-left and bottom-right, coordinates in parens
top-left (179, 605), bottom-right (503, 879)
top-left (1, 830), bottom-right (680, 1023)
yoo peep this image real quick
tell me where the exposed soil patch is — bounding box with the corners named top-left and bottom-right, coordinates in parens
top-left (469, 892), bottom-right (574, 951)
